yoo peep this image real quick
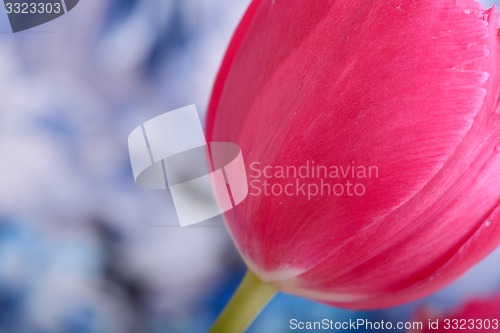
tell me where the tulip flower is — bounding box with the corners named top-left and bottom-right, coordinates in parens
top-left (410, 293), bottom-right (500, 333)
top-left (206, 0), bottom-right (500, 331)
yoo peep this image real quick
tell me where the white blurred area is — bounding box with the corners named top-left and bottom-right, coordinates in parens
top-left (0, 1), bottom-right (498, 333)
top-left (0, 1), bottom-right (250, 332)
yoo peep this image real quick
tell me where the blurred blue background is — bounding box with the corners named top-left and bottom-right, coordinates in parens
top-left (0, 1), bottom-right (498, 332)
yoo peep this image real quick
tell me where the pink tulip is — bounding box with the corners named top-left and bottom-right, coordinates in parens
top-left (207, 0), bottom-right (500, 331)
top-left (410, 293), bottom-right (500, 333)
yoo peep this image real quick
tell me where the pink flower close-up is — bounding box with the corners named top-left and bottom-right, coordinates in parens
top-left (206, 0), bottom-right (500, 321)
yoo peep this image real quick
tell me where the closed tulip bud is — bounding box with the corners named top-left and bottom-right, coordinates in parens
top-left (207, 0), bottom-right (500, 331)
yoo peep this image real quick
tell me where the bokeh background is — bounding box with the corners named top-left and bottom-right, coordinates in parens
top-left (0, 1), bottom-right (499, 332)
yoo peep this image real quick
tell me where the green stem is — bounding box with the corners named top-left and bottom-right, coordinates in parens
top-left (209, 270), bottom-right (278, 333)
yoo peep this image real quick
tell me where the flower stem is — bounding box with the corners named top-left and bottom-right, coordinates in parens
top-left (209, 270), bottom-right (277, 333)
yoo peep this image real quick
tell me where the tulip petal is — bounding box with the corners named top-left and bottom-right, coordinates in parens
top-left (207, 0), bottom-right (500, 308)
top-left (279, 6), bottom-right (500, 308)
